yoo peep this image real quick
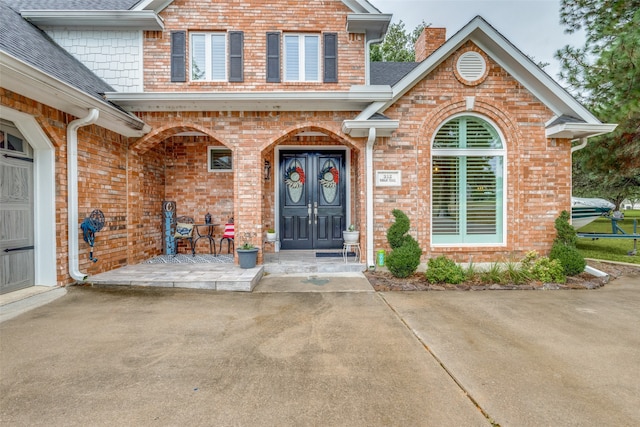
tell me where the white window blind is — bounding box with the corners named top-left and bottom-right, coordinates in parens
top-left (284, 34), bottom-right (320, 82)
top-left (285, 35), bottom-right (300, 81)
top-left (190, 32), bottom-right (226, 81)
top-left (432, 117), bottom-right (505, 244)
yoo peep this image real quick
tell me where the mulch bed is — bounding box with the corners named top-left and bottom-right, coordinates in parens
top-left (363, 260), bottom-right (640, 291)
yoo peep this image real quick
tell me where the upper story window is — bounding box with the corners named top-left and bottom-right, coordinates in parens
top-left (191, 32), bottom-right (227, 81)
top-left (284, 34), bottom-right (320, 82)
top-left (266, 32), bottom-right (337, 84)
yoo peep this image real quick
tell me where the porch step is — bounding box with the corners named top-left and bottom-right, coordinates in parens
top-left (263, 262), bottom-right (367, 275)
top-left (86, 263), bottom-right (263, 292)
top-left (263, 251), bottom-right (366, 274)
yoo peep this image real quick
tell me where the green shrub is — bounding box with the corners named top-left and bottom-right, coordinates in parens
top-left (555, 210), bottom-right (578, 247)
top-left (521, 251), bottom-right (565, 283)
top-left (550, 242), bottom-right (586, 276)
top-left (386, 237), bottom-right (422, 278)
top-left (425, 255), bottom-right (465, 284)
top-left (385, 210), bottom-right (422, 278)
top-left (387, 209), bottom-right (410, 249)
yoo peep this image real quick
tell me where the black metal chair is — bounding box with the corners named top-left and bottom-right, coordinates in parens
top-left (174, 215), bottom-right (195, 256)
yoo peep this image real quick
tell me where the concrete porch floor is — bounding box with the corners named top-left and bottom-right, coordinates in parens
top-left (86, 250), bottom-right (367, 292)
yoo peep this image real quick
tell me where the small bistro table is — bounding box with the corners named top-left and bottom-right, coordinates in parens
top-left (193, 223), bottom-right (219, 255)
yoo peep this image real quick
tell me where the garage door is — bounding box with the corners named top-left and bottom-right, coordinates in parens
top-left (0, 122), bottom-right (34, 294)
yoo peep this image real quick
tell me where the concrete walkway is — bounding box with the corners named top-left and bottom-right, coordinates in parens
top-left (1, 273), bottom-right (638, 426)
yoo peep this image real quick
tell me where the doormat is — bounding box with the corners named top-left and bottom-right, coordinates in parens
top-left (315, 252), bottom-right (355, 258)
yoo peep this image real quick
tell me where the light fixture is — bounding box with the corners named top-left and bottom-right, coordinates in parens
top-left (264, 160), bottom-right (271, 181)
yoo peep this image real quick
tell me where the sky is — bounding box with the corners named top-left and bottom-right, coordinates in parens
top-left (371, 0), bottom-right (587, 83)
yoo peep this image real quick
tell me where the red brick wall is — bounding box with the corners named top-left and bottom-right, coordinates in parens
top-left (132, 111), bottom-right (364, 259)
top-left (143, 0), bottom-right (365, 91)
top-left (1, 88), bottom-right (135, 286)
top-left (2, 32), bottom-right (576, 283)
top-left (374, 41), bottom-right (572, 263)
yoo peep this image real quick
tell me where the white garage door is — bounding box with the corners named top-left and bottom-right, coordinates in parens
top-left (0, 121), bottom-right (34, 294)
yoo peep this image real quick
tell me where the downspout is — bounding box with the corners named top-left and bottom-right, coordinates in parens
top-left (365, 127), bottom-right (377, 267)
top-left (571, 137), bottom-right (588, 153)
top-left (365, 35), bottom-right (384, 85)
top-left (68, 108), bottom-right (99, 281)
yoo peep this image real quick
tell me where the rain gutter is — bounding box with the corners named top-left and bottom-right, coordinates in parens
top-left (68, 108), bottom-right (99, 282)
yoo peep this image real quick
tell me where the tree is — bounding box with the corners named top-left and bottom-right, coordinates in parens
top-left (370, 20), bottom-right (428, 62)
top-left (555, 0), bottom-right (640, 205)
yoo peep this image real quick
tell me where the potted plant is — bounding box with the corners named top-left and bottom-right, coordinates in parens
top-left (266, 227), bottom-right (277, 242)
top-left (237, 232), bottom-right (259, 269)
top-left (343, 224), bottom-right (360, 244)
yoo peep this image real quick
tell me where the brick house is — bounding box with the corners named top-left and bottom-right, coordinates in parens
top-left (0, 0), bottom-right (615, 293)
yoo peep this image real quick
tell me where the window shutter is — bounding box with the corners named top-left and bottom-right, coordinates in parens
top-left (229, 31), bottom-right (244, 82)
top-left (266, 32), bottom-right (281, 83)
top-left (323, 33), bottom-right (337, 83)
top-left (171, 31), bottom-right (186, 82)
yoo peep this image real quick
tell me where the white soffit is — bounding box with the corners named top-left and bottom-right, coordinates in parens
top-left (20, 11), bottom-right (164, 31)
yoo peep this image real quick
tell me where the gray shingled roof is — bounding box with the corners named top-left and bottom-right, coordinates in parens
top-left (0, 1), bottom-right (119, 106)
top-left (5, 0), bottom-right (140, 11)
top-left (370, 62), bottom-right (420, 86)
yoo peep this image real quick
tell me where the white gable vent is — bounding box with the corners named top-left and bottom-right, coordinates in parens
top-left (456, 51), bottom-right (487, 84)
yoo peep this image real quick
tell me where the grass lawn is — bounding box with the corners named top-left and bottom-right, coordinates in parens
top-left (576, 210), bottom-right (639, 265)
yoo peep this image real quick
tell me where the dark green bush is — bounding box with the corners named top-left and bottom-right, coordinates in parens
top-left (387, 209), bottom-right (410, 249)
top-left (554, 210), bottom-right (577, 247)
top-left (386, 236), bottom-right (422, 278)
top-left (550, 242), bottom-right (586, 276)
top-left (385, 210), bottom-right (422, 278)
top-left (425, 255), bottom-right (465, 284)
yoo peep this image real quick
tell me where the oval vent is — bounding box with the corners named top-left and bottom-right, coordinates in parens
top-left (456, 51), bottom-right (487, 83)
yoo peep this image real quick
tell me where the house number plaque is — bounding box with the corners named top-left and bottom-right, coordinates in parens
top-left (376, 170), bottom-right (401, 187)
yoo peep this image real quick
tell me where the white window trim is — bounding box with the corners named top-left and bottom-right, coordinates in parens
top-left (190, 32), bottom-right (227, 82)
top-left (207, 147), bottom-right (233, 172)
top-left (430, 113), bottom-right (508, 247)
top-left (283, 33), bottom-right (321, 82)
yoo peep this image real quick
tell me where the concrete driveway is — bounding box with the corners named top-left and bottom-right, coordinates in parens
top-left (1, 273), bottom-right (638, 426)
top-left (382, 275), bottom-right (640, 426)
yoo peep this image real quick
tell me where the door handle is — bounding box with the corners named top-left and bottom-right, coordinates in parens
top-left (314, 202), bottom-right (318, 225)
top-left (308, 203), bottom-right (312, 225)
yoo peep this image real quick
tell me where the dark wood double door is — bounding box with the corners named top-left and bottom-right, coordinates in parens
top-left (279, 150), bottom-right (346, 250)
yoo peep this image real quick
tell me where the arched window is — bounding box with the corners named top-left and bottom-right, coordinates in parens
top-left (431, 115), bottom-right (505, 244)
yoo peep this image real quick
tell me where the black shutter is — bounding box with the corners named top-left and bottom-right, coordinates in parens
top-left (266, 32), bottom-right (280, 83)
top-left (323, 33), bottom-right (338, 83)
top-left (229, 31), bottom-right (244, 82)
top-left (171, 31), bottom-right (186, 82)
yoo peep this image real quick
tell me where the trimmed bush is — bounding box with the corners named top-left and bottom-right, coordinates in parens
top-left (425, 255), bottom-right (465, 284)
top-left (549, 211), bottom-right (585, 276)
top-left (555, 210), bottom-right (578, 247)
top-left (550, 242), bottom-right (586, 276)
top-left (386, 237), bottom-right (422, 278)
top-left (387, 209), bottom-right (410, 249)
top-left (386, 210), bottom-right (422, 278)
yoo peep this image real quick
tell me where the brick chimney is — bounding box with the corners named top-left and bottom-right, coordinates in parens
top-left (415, 27), bottom-right (446, 62)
